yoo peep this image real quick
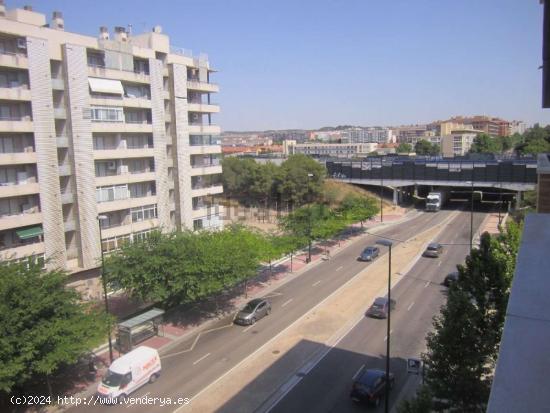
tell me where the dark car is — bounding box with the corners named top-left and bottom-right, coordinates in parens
top-left (443, 271), bottom-right (459, 287)
top-left (234, 298), bottom-right (271, 325)
top-left (359, 246), bottom-right (380, 262)
top-left (423, 242), bottom-right (443, 258)
top-left (350, 369), bottom-right (395, 406)
top-left (366, 297), bottom-right (396, 319)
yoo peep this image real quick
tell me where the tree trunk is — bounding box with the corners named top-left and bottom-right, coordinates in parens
top-left (46, 373), bottom-right (52, 398)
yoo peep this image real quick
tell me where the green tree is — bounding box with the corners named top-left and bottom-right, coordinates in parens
top-left (469, 133), bottom-right (502, 154)
top-left (221, 157), bottom-right (257, 198)
top-left (397, 386), bottom-right (433, 413)
top-left (0, 261), bottom-right (107, 395)
top-left (396, 142), bottom-right (413, 154)
top-left (414, 139), bottom-right (439, 156)
top-left (339, 194), bottom-right (378, 227)
top-left (278, 154), bottom-right (326, 207)
top-left (515, 124), bottom-right (550, 155)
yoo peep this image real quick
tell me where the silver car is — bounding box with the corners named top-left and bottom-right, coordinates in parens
top-left (234, 298), bottom-right (271, 325)
top-left (423, 242), bottom-right (443, 258)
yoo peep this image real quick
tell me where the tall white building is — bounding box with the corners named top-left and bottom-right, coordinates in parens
top-left (346, 127), bottom-right (395, 144)
top-left (0, 3), bottom-right (222, 296)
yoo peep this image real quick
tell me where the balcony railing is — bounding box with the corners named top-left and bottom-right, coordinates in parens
top-left (190, 136), bottom-right (221, 146)
top-left (191, 182), bottom-right (222, 190)
top-left (0, 115), bottom-right (32, 121)
top-left (192, 160), bottom-right (220, 168)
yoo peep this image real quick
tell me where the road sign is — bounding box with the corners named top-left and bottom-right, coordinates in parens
top-left (407, 358), bottom-right (422, 375)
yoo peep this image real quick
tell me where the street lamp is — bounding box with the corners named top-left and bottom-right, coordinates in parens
top-left (380, 162), bottom-right (384, 223)
top-left (376, 238), bottom-right (393, 413)
top-left (465, 180), bottom-right (475, 251)
top-left (97, 215), bottom-right (114, 363)
top-left (306, 173), bottom-right (314, 263)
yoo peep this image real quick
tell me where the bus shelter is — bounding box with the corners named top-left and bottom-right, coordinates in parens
top-left (116, 308), bottom-right (165, 353)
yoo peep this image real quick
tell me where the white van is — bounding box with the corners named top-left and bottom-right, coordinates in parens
top-left (97, 346), bottom-right (161, 402)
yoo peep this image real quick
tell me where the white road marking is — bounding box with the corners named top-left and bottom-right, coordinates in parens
top-left (384, 330), bottom-right (393, 342)
top-left (193, 353), bottom-right (211, 365)
top-left (424, 281), bottom-right (430, 288)
top-left (242, 325), bottom-right (254, 333)
top-left (407, 302), bottom-right (415, 311)
top-left (336, 266), bottom-right (343, 272)
top-left (312, 280), bottom-right (322, 287)
top-left (437, 261), bottom-right (442, 267)
top-left (281, 298), bottom-right (293, 308)
top-left (352, 364), bottom-right (365, 380)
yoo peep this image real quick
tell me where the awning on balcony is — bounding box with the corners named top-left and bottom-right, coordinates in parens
top-left (88, 77), bottom-right (124, 95)
top-left (16, 226), bottom-right (43, 240)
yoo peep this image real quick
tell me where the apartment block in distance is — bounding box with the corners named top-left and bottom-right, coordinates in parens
top-left (0, 3), bottom-right (222, 297)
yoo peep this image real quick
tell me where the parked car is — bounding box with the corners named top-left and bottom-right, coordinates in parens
top-left (423, 242), bottom-right (443, 258)
top-left (366, 297), bottom-right (396, 319)
top-left (350, 368), bottom-right (395, 406)
top-left (359, 246), bottom-right (380, 261)
top-left (443, 271), bottom-right (459, 287)
top-left (234, 298), bottom-right (271, 325)
top-left (96, 346), bottom-right (161, 403)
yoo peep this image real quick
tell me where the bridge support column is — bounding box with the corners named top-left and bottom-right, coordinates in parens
top-left (393, 188), bottom-right (398, 205)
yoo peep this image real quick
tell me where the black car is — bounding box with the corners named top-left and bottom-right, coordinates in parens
top-left (359, 246), bottom-right (380, 261)
top-left (234, 298), bottom-right (271, 325)
top-left (366, 297), bottom-right (396, 319)
top-left (423, 242), bottom-right (443, 258)
top-left (350, 369), bottom-right (395, 407)
top-left (443, 271), bottom-right (459, 287)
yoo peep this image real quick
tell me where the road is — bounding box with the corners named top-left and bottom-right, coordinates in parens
top-left (70, 206), bottom-right (478, 413)
top-left (268, 208), bottom-right (487, 413)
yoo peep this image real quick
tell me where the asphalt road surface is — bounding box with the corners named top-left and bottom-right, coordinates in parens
top-left (69, 205), bottom-right (482, 413)
top-left (269, 208), bottom-right (487, 413)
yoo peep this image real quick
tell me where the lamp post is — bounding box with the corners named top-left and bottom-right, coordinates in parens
top-left (380, 164), bottom-right (384, 223)
top-left (97, 215), bottom-right (114, 363)
top-left (376, 239), bottom-right (393, 413)
top-left (306, 173), bottom-right (314, 263)
top-left (465, 180), bottom-right (475, 251)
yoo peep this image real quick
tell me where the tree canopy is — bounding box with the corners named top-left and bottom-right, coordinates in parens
top-left (396, 142), bottom-right (413, 154)
top-left (0, 262), bottom-right (107, 394)
top-left (414, 139), bottom-right (440, 156)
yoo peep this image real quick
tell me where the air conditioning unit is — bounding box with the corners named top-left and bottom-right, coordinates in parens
top-left (119, 165), bottom-right (128, 174)
top-left (107, 161), bottom-right (117, 170)
top-left (17, 38), bottom-right (27, 49)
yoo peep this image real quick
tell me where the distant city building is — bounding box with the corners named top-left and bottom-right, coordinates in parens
top-left (222, 145), bottom-right (282, 156)
top-left (448, 115), bottom-right (510, 136)
top-left (346, 127), bottom-right (395, 144)
top-left (394, 124), bottom-right (430, 143)
top-left (401, 134), bottom-right (442, 146)
top-left (221, 133), bottom-right (273, 147)
top-left (441, 132), bottom-right (477, 157)
top-left (263, 130), bottom-right (308, 143)
top-left (509, 120), bottom-right (527, 135)
top-left (282, 140), bottom-right (297, 155)
top-left (285, 142), bottom-right (378, 158)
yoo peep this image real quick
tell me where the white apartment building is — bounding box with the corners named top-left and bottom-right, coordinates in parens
top-left (441, 133), bottom-right (477, 157)
top-left (0, 4), bottom-right (222, 295)
top-left (346, 127), bottom-right (395, 144)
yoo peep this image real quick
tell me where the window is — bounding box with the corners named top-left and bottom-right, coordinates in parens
top-left (96, 185), bottom-right (128, 203)
top-left (133, 229), bottom-right (153, 242)
top-left (129, 182), bottom-right (155, 198)
top-left (91, 106), bottom-right (124, 122)
top-left (131, 204), bottom-right (157, 222)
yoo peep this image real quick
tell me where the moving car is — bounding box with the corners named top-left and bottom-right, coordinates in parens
top-left (443, 271), bottom-right (459, 287)
top-left (350, 368), bottom-right (395, 406)
top-left (96, 346), bottom-right (161, 403)
top-left (366, 297), bottom-right (396, 319)
top-left (423, 242), bottom-right (443, 258)
top-left (234, 298), bottom-right (271, 325)
top-left (359, 246), bottom-right (380, 261)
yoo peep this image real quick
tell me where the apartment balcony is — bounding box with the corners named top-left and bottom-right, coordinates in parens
top-left (191, 184), bottom-right (223, 198)
top-left (91, 121), bottom-right (153, 134)
top-left (93, 147), bottom-right (155, 160)
top-left (60, 191), bottom-right (75, 204)
top-left (0, 86), bottom-right (31, 101)
top-left (192, 205), bottom-right (223, 219)
top-left (123, 96), bottom-right (152, 109)
top-left (188, 124), bottom-right (221, 134)
top-left (0, 151), bottom-right (37, 165)
top-left (87, 65), bottom-right (150, 85)
top-left (0, 53), bottom-right (28, 69)
top-left (64, 220), bottom-right (77, 232)
top-left (0, 118), bottom-right (33, 133)
top-left (186, 79), bottom-right (219, 93)
top-left (163, 90), bottom-right (170, 100)
top-left (0, 211), bottom-right (42, 232)
top-left (95, 171), bottom-right (156, 187)
top-left (101, 218), bottom-right (159, 239)
top-left (51, 78), bottom-right (65, 90)
top-left (0, 182), bottom-right (39, 197)
top-left (56, 136), bottom-right (69, 148)
top-left (187, 102), bottom-right (220, 113)
top-left (189, 145), bottom-right (222, 155)
top-left (190, 164), bottom-right (222, 176)
top-left (89, 96), bottom-right (152, 109)
top-left (97, 195), bottom-right (157, 214)
top-left (53, 107), bottom-right (67, 119)
top-left (0, 241), bottom-right (44, 261)
top-left (58, 164), bottom-right (72, 176)
top-left (165, 112), bottom-right (172, 123)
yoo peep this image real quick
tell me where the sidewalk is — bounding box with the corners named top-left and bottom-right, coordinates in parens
top-left (54, 210), bottom-right (417, 407)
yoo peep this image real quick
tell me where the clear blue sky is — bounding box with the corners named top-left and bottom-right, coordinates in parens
top-left (13, 0), bottom-right (550, 131)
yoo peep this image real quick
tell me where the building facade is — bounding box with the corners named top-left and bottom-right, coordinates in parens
top-left (441, 132), bottom-right (477, 157)
top-left (346, 127), bottom-right (395, 144)
top-left (0, 4), bottom-right (222, 295)
top-left (285, 141), bottom-right (378, 158)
